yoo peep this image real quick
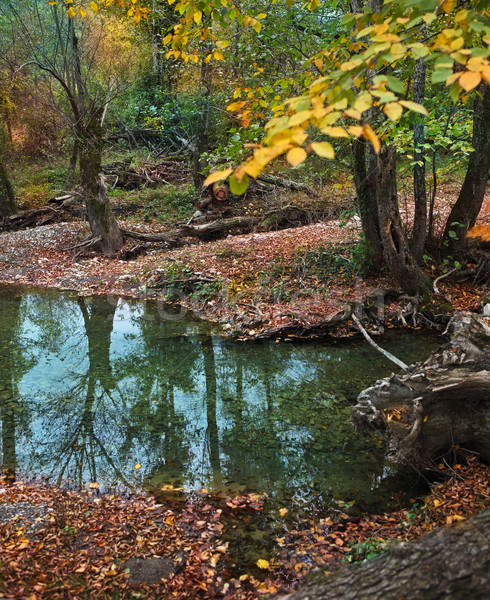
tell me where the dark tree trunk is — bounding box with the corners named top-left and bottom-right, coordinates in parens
top-left (66, 136), bottom-right (79, 190)
top-left (411, 57), bottom-right (427, 263)
top-left (0, 156), bottom-right (17, 217)
top-left (276, 508), bottom-right (490, 600)
top-left (70, 25), bottom-right (122, 255)
top-left (193, 53), bottom-right (213, 191)
top-left (443, 83), bottom-right (490, 248)
top-left (79, 121), bottom-right (123, 256)
top-left (376, 146), bottom-right (432, 294)
top-left (201, 336), bottom-right (221, 483)
top-left (351, 138), bottom-right (383, 271)
top-left (352, 312), bottom-right (490, 466)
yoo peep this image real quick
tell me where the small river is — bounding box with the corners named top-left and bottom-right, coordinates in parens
top-left (0, 286), bottom-right (440, 515)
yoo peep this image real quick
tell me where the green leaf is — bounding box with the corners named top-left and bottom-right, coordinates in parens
top-left (385, 76), bottom-right (404, 95)
top-left (229, 173), bottom-right (249, 195)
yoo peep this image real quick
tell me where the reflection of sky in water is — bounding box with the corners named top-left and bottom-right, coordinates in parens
top-left (1, 288), bottom-right (439, 510)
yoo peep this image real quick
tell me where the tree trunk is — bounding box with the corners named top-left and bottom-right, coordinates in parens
top-left (376, 146), bottom-right (432, 295)
top-left (411, 57), bottom-right (427, 263)
top-left (443, 83), bottom-right (490, 248)
top-left (352, 312), bottom-right (490, 466)
top-left (276, 508), bottom-right (490, 600)
top-left (192, 49), bottom-right (213, 191)
top-left (351, 138), bottom-right (383, 271)
top-left (65, 136), bottom-right (79, 190)
top-left (0, 156), bottom-right (17, 218)
top-left (79, 121), bottom-right (123, 256)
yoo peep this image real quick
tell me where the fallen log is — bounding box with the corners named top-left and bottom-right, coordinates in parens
top-left (352, 312), bottom-right (490, 465)
top-left (121, 215), bottom-right (260, 245)
top-left (276, 508), bottom-right (490, 600)
top-left (257, 173), bottom-right (314, 195)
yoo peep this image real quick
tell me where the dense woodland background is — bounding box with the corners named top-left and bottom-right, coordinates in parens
top-left (0, 0), bottom-right (488, 295)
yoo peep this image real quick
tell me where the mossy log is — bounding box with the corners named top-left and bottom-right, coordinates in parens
top-left (352, 312), bottom-right (490, 465)
top-left (275, 509), bottom-right (490, 600)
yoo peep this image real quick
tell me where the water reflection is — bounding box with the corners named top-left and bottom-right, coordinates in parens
top-left (0, 287), bottom-right (438, 509)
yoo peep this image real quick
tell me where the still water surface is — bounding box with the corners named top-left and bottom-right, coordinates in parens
top-left (0, 287), bottom-right (439, 512)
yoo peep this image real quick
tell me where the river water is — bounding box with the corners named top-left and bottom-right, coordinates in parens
top-left (0, 286), bottom-right (440, 514)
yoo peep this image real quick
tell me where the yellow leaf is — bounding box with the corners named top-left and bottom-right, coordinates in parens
top-left (390, 43), bottom-right (406, 60)
top-left (399, 100), bottom-right (428, 115)
top-left (135, 463), bottom-right (142, 469)
top-left (343, 108), bottom-right (362, 120)
top-left (216, 40), bottom-right (230, 50)
top-left (90, 1), bottom-right (98, 13)
top-left (88, 482), bottom-right (99, 489)
top-left (79, 8), bottom-right (86, 17)
top-left (452, 514), bottom-right (465, 521)
top-left (239, 574), bottom-right (249, 581)
top-left (459, 71), bottom-right (482, 92)
top-left (243, 159), bottom-right (264, 179)
top-left (348, 125), bottom-right (364, 138)
top-left (354, 93), bottom-right (372, 114)
top-left (289, 110), bottom-right (312, 126)
top-left (286, 147), bottom-right (307, 167)
top-left (194, 10), bottom-right (202, 24)
top-left (433, 498), bottom-right (442, 507)
top-left (210, 554), bottom-right (220, 567)
top-left (311, 141), bottom-right (335, 160)
top-left (67, 6), bottom-right (76, 17)
top-left (442, 0), bottom-right (455, 12)
top-left (214, 51), bottom-right (224, 61)
top-left (384, 102), bottom-right (403, 121)
top-left (313, 59), bottom-right (323, 71)
top-left (256, 559), bottom-right (270, 569)
top-left (203, 169), bottom-right (233, 187)
top-left (362, 124), bottom-right (380, 153)
top-left (166, 515), bottom-right (176, 526)
top-left (321, 126), bottom-right (348, 138)
top-left (256, 13), bottom-right (267, 19)
top-left (279, 507), bottom-right (288, 517)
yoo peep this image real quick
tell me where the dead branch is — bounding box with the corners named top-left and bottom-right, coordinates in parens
top-left (351, 313), bottom-right (409, 371)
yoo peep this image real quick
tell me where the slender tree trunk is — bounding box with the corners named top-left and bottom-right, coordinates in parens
top-left (193, 51), bottom-right (213, 191)
top-left (443, 83), bottom-right (490, 248)
top-left (0, 155), bottom-right (16, 217)
top-left (411, 57), bottom-right (427, 263)
top-left (201, 336), bottom-right (221, 484)
top-left (376, 146), bottom-right (432, 294)
top-left (78, 121), bottom-right (123, 255)
top-left (0, 297), bottom-right (20, 480)
top-left (352, 138), bottom-right (383, 271)
top-left (66, 136), bottom-right (79, 190)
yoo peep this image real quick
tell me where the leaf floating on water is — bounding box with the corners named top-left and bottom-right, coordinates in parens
top-left (135, 463), bottom-right (142, 470)
top-left (279, 507), bottom-right (289, 517)
top-left (256, 559), bottom-right (270, 569)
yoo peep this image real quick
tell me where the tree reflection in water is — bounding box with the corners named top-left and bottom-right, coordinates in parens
top-left (1, 289), bottom-right (436, 510)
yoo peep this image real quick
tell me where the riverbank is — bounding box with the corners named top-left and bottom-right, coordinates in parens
top-left (0, 212), bottom-right (488, 339)
top-left (1, 455), bottom-right (488, 599)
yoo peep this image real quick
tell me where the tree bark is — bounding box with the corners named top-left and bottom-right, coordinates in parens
top-left (79, 121), bottom-right (123, 256)
top-left (276, 508), bottom-right (490, 600)
top-left (352, 312), bottom-right (490, 466)
top-left (411, 57), bottom-right (427, 263)
top-left (351, 138), bottom-right (383, 271)
top-left (65, 136), bottom-right (79, 190)
top-left (0, 156), bottom-right (16, 217)
top-left (193, 39), bottom-right (213, 191)
top-left (376, 146), bottom-right (432, 295)
top-left (443, 83), bottom-right (490, 248)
